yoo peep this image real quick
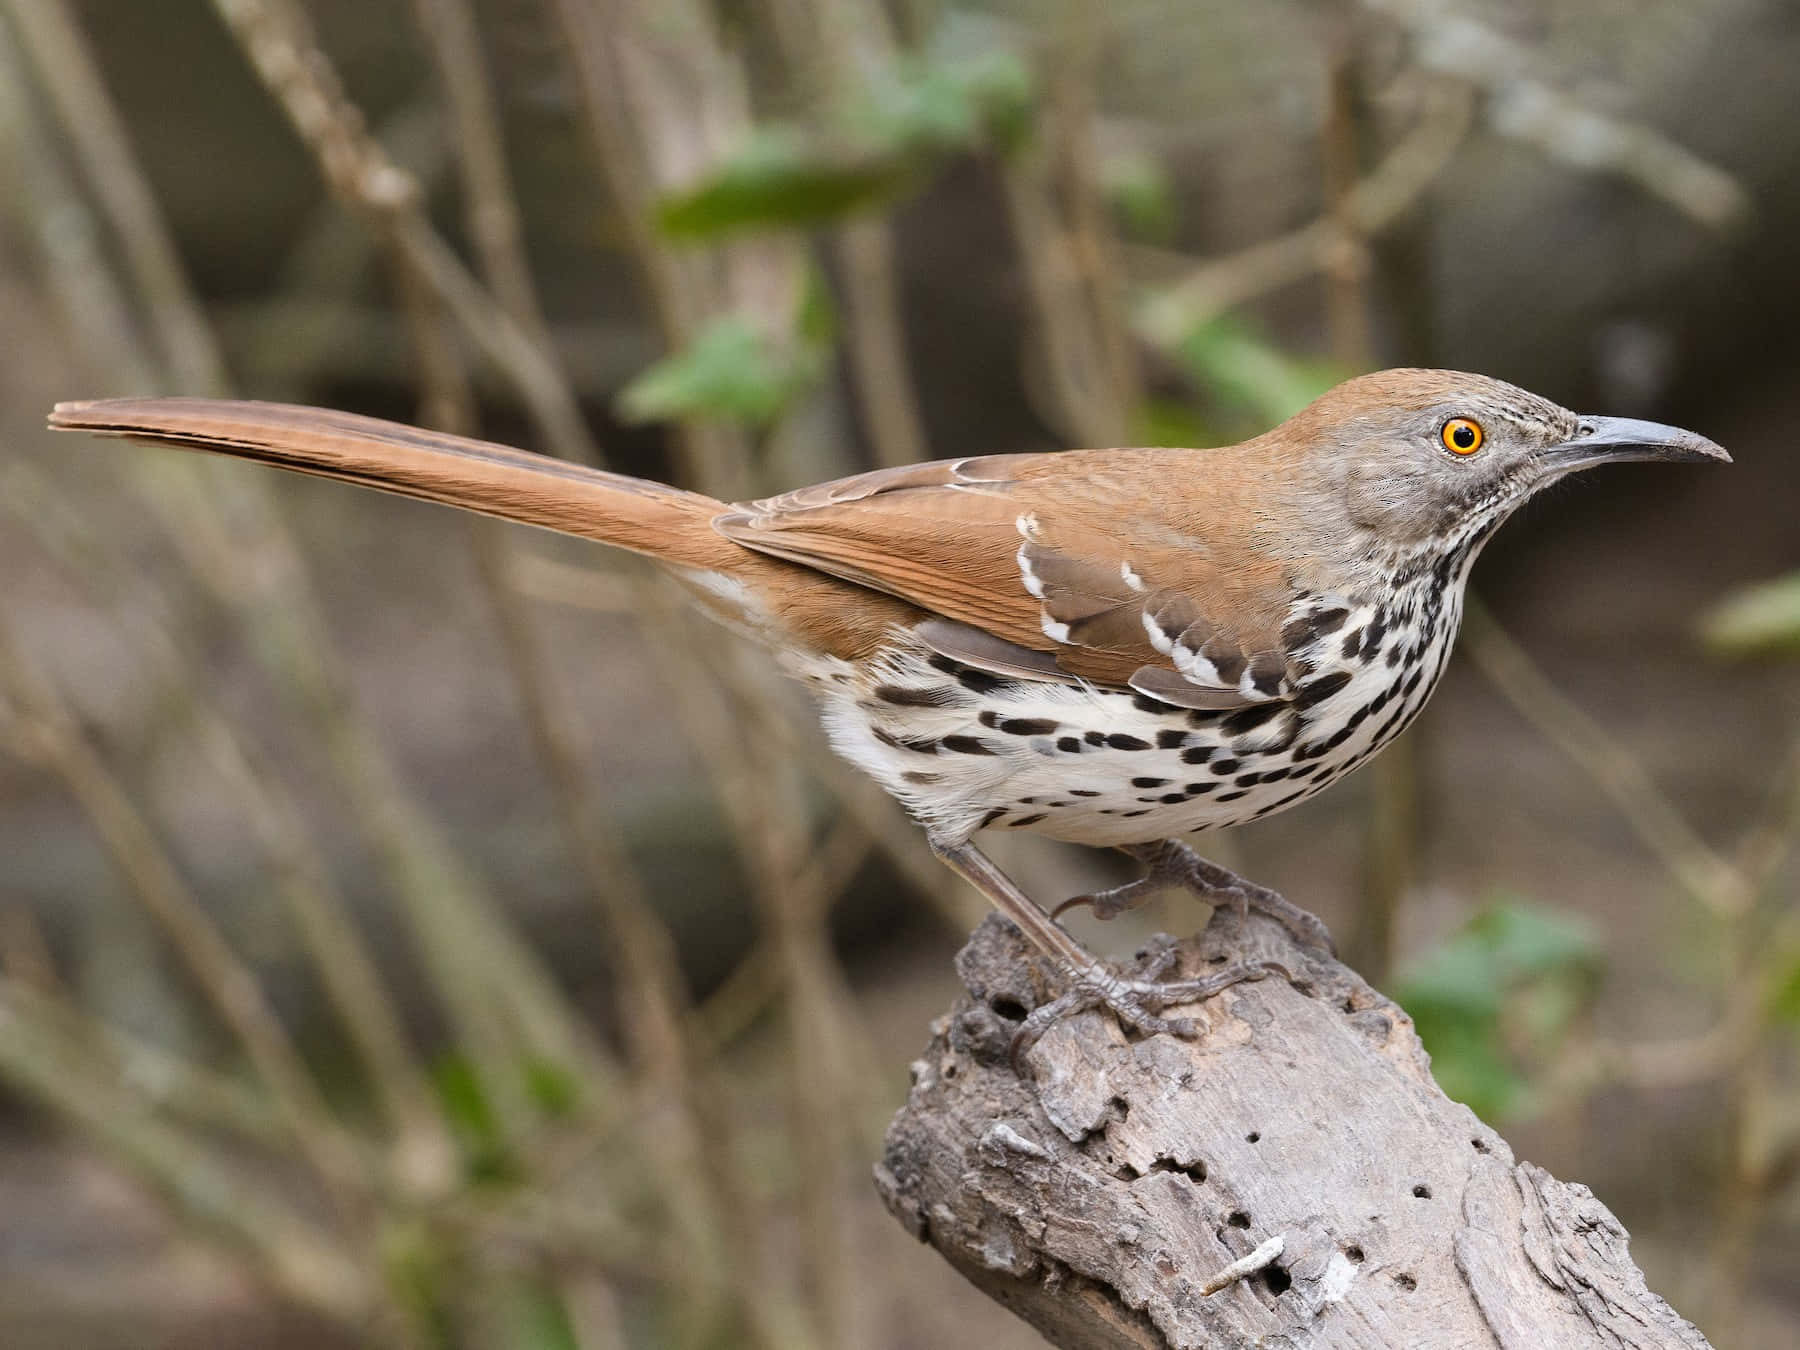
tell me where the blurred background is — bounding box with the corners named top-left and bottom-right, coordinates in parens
top-left (0, 0), bottom-right (1795, 1346)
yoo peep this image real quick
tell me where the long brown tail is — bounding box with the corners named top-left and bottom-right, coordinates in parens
top-left (48, 397), bottom-right (753, 572)
top-left (47, 397), bottom-right (920, 659)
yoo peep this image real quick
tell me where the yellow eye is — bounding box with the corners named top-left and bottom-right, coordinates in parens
top-left (1442, 417), bottom-right (1484, 455)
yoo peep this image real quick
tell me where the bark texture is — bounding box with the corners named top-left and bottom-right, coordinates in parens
top-left (876, 909), bottom-right (1711, 1350)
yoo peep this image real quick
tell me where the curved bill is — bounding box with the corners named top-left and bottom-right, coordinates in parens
top-left (1545, 415), bottom-right (1732, 473)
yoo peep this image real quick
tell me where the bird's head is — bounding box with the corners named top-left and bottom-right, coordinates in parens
top-left (1278, 368), bottom-right (1730, 551)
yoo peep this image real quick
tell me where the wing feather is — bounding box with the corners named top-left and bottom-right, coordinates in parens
top-left (717, 448), bottom-right (1312, 706)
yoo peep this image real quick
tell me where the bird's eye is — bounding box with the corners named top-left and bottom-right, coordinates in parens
top-left (1441, 417), bottom-right (1484, 455)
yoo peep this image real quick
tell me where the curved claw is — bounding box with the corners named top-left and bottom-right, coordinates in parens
top-left (1008, 960), bottom-right (1279, 1065)
top-left (1051, 876), bottom-right (1157, 922)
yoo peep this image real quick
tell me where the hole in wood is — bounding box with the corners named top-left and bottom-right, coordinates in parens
top-left (1148, 1156), bottom-right (1206, 1184)
top-left (1412, 1183), bottom-right (1431, 1199)
top-left (1471, 1137), bottom-right (1489, 1153)
top-left (1226, 1210), bottom-right (1251, 1229)
top-left (1395, 1273), bottom-right (1417, 1292)
top-left (989, 995), bottom-right (1028, 1022)
top-left (1245, 1131), bottom-right (1261, 1144)
top-left (1344, 1244), bottom-right (1365, 1264)
top-left (1261, 1264), bottom-right (1292, 1296)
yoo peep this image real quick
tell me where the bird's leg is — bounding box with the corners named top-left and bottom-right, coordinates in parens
top-left (930, 838), bottom-right (1281, 1050)
top-left (1057, 839), bottom-right (1335, 957)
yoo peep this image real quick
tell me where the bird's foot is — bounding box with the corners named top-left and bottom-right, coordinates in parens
top-left (1054, 839), bottom-right (1335, 958)
top-left (1012, 947), bottom-right (1285, 1061)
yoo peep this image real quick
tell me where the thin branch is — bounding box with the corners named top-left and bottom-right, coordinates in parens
top-left (0, 623), bottom-right (369, 1202)
top-left (1462, 598), bottom-right (1746, 918)
top-left (1133, 78), bottom-right (1475, 347)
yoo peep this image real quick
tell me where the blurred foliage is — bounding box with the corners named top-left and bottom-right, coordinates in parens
top-left (655, 43), bottom-right (1033, 240)
top-left (1395, 899), bottom-right (1601, 1122)
top-left (1699, 571), bottom-right (1800, 657)
top-left (618, 314), bottom-right (825, 426)
top-left (1173, 315), bottom-right (1349, 426)
top-left (1102, 149), bottom-right (1179, 244)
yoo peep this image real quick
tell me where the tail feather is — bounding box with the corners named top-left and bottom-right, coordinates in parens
top-left (47, 396), bottom-right (916, 661)
top-left (48, 397), bottom-right (744, 572)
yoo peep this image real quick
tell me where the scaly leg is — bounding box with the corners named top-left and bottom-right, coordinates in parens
top-left (1054, 838), bottom-right (1336, 957)
top-left (930, 838), bottom-right (1280, 1048)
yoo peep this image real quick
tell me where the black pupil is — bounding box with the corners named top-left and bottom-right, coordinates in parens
top-left (1451, 423), bottom-right (1475, 448)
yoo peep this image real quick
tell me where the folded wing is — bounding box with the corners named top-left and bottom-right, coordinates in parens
top-left (716, 449), bottom-right (1308, 709)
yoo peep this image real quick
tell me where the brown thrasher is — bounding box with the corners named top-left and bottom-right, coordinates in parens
top-left (48, 370), bottom-right (1728, 1041)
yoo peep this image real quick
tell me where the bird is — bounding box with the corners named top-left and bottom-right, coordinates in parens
top-left (48, 370), bottom-right (1729, 1041)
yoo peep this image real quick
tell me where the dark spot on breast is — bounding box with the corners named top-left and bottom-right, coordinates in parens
top-left (1186, 709), bottom-right (1222, 729)
top-left (1085, 730), bottom-right (1107, 746)
top-left (1235, 773), bottom-right (1262, 787)
top-left (1322, 723), bottom-right (1356, 751)
top-left (1387, 645), bottom-right (1403, 667)
top-left (1284, 606), bottom-right (1349, 648)
top-left (1131, 776), bottom-right (1168, 789)
top-left (978, 807), bottom-right (1007, 828)
top-left (876, 683), bottom-right (952, 708)
top-left (1211, 758), bottom-right (1240, 775)
top-left (978, 709), bottom-right (1000, 727)
top-left (1009, 813), bottom-right (1046, 828)
top-left (1222, 704), bottom-right (1282, 736)
top-left (1215, 790), bottom-right (1249, 802)
top-left (1107, 733), bottom-right (1151, 751)
top-left (1058, 736), bottom-right (1082, 753)
top-left (1341, 628), bottom-right (1364, 659)
top-left (1160, 792), bottom-right (1188, 804)
top-left (1296, 670), bottom-right (1353, 708)
top-left (874, 727), bottom-right (938, 754)
top-left (1363, 619), bottom-right (1387, 653)
top-left (1186, 781), bottom-right (1215, 794)
top-left (1403, 668), bottom-right (1424, 696)
top-left (999, 717), bottom-right (1060, 736)
top-left (1157, 729), bottom-right (1188, 749)
top-left (1133, 693), bottom-right (1173, 714)
top-left (1290, 763), bottom-right (1318, 779)
top-left (930, 654), bottom-right (1006, 695)
top-left (941, 735), bottom-right (995, 755)
top-left (1270, 790), bottom-right (1306, 809)
top-left (1181, 745), bottom-right (1214, 765)
top-left (1260, 766), bottom-right (1291, 783)
top-left (1120, 808), bottom-right (1151, 818)
top-left (1070, 788), bottom-right (1101, 797)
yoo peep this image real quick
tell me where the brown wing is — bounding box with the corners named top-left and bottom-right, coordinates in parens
top-left (716, 448), bottom-right (1313, 706)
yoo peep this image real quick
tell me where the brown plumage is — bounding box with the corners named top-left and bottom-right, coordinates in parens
top-left (47, 371), bottom-right (1729, 1043)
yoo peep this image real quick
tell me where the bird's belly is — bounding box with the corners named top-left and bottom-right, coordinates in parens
top-left (798, 628), bottom-right (1448, 848)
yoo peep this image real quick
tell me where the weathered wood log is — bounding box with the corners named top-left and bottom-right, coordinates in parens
top-left (876, 909), bottom-right (1711, 1349)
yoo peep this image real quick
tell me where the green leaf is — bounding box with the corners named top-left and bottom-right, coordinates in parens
top-left (1698, 571), bottom-right (1800, 658)
top-left (1394, 898), bottom-right (1601, 1122)
top-left (1171, 315), bottom-right (1348, 427)
top-left (431, 1053), bottom-right (513, 1184)
top-left (500, 1279), bottom-right (581, 1350)
top-left (617, 316), bottom-right (824, 427)
top-left (524, 1056), bottom-right (579, 1118)
top-left (652, 37), bottom-right (1035, 242)
top-left (1103, 150), bottom-right (1177, 243)
top-left (862, 47), bottom-right (1035, 156)
top-left (1133, 398), bottom-right (1216, 449)
top-left (1768, 945), bottom-right (1800, 1024)
top-left (656, 129), bottom-right (918, 238)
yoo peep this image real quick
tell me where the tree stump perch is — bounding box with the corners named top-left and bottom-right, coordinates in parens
top-left (876, 909), bottom-right (1712, 1349)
